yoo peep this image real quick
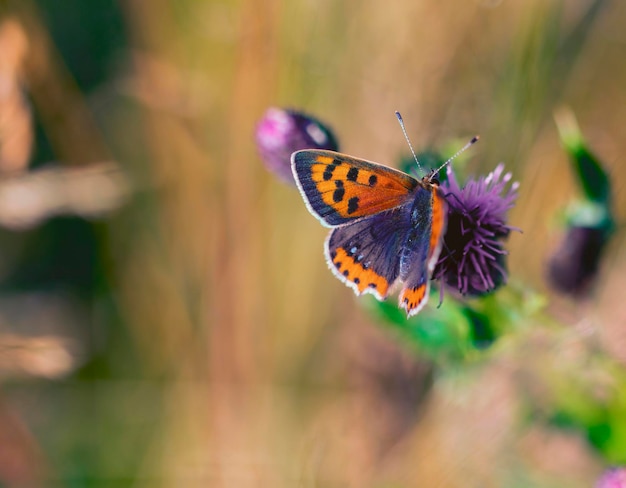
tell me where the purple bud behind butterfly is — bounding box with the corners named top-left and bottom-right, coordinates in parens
top-left (256, 108), bottom-right (339, 185)
top-left (547, 224), bottom-right (609, 295)
top-left (435, 163), bottom-right (520, 296)
top-left (596, 467), bottom-right (626, 488)
top-left (547, 108), bottom-right (614, 296)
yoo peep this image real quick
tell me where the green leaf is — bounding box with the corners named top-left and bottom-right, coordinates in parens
top-left (555, 107), bottom-right (611, 204)
top-left (363, 294), bottom-right (473, 361)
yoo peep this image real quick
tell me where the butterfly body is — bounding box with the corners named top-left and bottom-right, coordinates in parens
top-left (292, 149), bottom-right (447, 317)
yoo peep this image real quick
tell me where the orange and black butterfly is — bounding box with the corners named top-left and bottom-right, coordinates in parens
top-left (291, 147), bottom-right (449, 317)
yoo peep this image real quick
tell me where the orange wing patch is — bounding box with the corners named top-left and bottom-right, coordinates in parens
top-left (309, 153), bottom-right (417, 219)
top-left (400, 284), bottom-right (429, 317)
top-left (428, 187), bottom-right (447, 265)
top-left (330, 247), bottom-right (390, 298)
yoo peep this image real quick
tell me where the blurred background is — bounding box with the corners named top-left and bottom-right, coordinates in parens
top-left (0, 0), bottom-right (625, 486)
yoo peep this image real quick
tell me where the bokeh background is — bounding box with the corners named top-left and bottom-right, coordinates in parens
top-left (1, 0), bottom-right (626, 486)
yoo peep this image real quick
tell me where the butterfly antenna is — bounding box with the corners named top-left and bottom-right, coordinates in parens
top-left (431, 135), bottom-right (480, 180)
top-left (395, 111), bottom-right (423, 174)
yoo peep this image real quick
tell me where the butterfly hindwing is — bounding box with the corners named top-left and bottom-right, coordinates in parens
top-left (325, 205), bottom-right (414, 300)
top-left (292, 150), bottom-right (418, 227)
top-left (399, 185), bottom-right (447, 317)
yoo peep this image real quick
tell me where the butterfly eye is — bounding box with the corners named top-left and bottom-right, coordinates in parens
top-left (430, 177), bottom-right (440, 185)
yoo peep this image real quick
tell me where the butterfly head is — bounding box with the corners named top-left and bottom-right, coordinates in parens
top-left (426, 174), bottom-right (440, 186)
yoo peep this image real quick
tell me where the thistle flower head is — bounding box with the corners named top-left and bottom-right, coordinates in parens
top-left (435, 163), bottom-right (520, 296)
top-left (256, 107), bottom-right (338, 184)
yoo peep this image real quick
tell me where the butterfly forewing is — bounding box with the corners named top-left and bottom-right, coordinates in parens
top-left (292, 150), bottom-right (418, 227)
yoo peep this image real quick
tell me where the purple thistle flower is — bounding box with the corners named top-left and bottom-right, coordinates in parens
top-left (256, 108), bottom-right (338, 185)
top-left (434, 163), bottom-right (520, 296)
top-left (596, 468), bottom-right (626, 488)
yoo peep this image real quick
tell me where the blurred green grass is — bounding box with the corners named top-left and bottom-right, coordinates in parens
top-left (0, 0), bottom-right (625, 486)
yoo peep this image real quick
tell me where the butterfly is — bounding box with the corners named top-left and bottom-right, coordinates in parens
top-left (291, 149), bottom-right (448, 318)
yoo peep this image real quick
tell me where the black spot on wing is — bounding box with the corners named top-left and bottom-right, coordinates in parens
top-left (323, 164), bottom-right (337, 181)
top-left (347, 167), bottom-right (359, 182)
top-left (347, 196), bottom-right (359, 214)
